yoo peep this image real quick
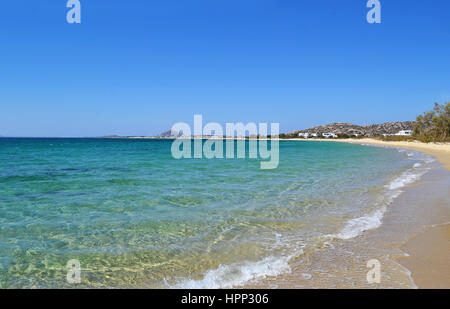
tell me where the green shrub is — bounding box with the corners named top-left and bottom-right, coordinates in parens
top-left (413, 102), bottom-right (450, 143)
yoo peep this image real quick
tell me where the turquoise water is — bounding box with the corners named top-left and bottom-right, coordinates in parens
top-left (0, 138), bottom-right (424, 288)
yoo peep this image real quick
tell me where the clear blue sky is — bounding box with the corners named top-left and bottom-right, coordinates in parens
top-left (1, 0), bottom-right (449, 137)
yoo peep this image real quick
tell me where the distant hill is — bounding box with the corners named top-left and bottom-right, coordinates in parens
top-left (98, 135), bottom-right (122, 138)
top-left (157, 130), bottom-right (183, 138)
top-left (289, 121), bottom-right (414, 137)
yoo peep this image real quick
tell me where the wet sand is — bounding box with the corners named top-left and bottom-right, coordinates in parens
top-left (398, 223), bottom-right (450, 289)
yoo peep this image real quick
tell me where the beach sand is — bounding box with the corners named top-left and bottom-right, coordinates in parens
top-left (398, 223), bottom-right (450, 289)
top-left (286, 138), bottom-right (450, 289)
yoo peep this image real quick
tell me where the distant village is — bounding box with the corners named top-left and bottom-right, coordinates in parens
top-left (288, 121), bottom-right (414, 139)
top-left (297, 130), bottom-right (412, 139)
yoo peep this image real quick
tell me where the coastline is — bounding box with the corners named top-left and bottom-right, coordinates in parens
top-left (2, 138), bottom-right (448, 288)
top-left (285, 138), bottom-right (450, 172)
top-left (283, 138), bottom-right (450, 289)
top-left (122, 136), bottom-right (450, 172)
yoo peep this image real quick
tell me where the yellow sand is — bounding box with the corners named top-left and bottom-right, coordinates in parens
top-left (399, 224), bottom-right (450, 289)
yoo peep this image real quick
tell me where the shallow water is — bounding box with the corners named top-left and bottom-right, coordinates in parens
top-left (248, 162), bottom-right (449, 289)
top-left (0, 138), bottom-right (431, 288)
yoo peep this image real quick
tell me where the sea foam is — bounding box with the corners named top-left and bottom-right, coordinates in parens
top-left (332, 206), bottom-right (387, 240)
top-left (329, 153), bottom-right (430, 241)
top-left (169, 255), bottom-right (292, 289)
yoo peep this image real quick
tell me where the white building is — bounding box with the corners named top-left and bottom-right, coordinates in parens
top-left (395, 130), bottom-right (413, 136)
top-left (322, 133), bottom-right (338, 138)
top-left (299, 133), bottom-right (312, 138)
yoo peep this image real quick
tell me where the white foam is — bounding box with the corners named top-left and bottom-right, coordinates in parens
top-left (329, 162), bottom-right (429, 241)
top-left (387, 169), bottom-right (424, 190)
top-left (169, 255), bottom-right (292, 289)
top-left (424, 156), bottom-right (436, 164)
top-left (331, 206), bottom-right (387, 240)
top-left (301, 273), bottom-right (312, 280)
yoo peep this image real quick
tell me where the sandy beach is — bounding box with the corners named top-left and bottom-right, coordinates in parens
top-left (286, 138), bottom-right (450, 289)
top-left (398, 223), bottom-right (450, 288)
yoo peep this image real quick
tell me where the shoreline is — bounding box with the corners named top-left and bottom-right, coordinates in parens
top-left (120, 136), bottom-right (450, 172)
top-left (285, 138), bottom-right (450, 289)
top-left (285, 138), bottom-right (450, 172)
top-left (245, 150), bottom-right (449, 289)
top-left (121, 136), bottom-right (450, 289)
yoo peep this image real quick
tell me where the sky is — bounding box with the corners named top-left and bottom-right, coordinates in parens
top-left (0, 0), bottom-right (449, 137)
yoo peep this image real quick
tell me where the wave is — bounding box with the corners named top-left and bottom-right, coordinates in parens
top-left (169, 149), bottom-right (434, 288)
top-left (331, 206), bottom-right (387, 240)
top-left (387, 167), bottom-right (427, 191)
top-left (329, 155), bottom-right (431, 241)
top-left (168, 255), bottom-right (293, 289)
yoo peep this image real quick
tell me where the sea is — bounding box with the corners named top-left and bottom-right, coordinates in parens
top-left (0, 138), bottom-right (436, 288)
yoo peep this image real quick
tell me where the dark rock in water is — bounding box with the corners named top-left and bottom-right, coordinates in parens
top-left (290, 121), bottom-right (414, 137)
